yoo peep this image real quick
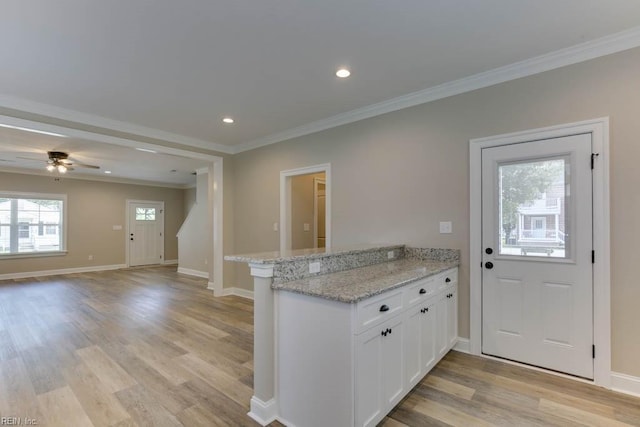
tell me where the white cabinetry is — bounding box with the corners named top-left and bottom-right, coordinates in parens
top-left (277, 267), bottom-right (458, 427)
top-left (355, 315), bottom-right (405, 427)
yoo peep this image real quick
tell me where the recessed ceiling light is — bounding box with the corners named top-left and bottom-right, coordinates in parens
top-left (135, 147), bottom-right (157, 153)
top-left (0, 123), bottom-right (66, 137)
top-left (104, 170), bottom-right (112, 174)
top-left (336, 68), bottom-right (351, 78)
top-left (222, 117), bottom-right (235, 124)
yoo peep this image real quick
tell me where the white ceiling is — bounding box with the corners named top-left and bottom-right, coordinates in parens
top-left (1, 1), bottom-right (640, 183)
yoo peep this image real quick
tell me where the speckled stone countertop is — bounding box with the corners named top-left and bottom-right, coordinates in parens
top-left (272, 258), bottom-right (458, 303)
top-left (224, 244), bottom-right (403, 265)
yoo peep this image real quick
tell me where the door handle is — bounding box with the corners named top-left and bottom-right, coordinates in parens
top-left (130, 238), bottom-right (134, 241)
top-left (485, 261), bottom-right (494, 269)
top-left (485, 247), bottom-right (493, 254)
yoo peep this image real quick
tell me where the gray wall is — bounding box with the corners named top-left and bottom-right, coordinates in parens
top-left (229, 47), bottom-right (640, 377)
top-left (0, 172), bottom-right (185, 272)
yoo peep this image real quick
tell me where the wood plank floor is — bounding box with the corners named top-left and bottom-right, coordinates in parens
top-left (0, 266), bottom-right (638, 426)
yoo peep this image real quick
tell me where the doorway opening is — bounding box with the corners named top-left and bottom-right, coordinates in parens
top-left (280, 164), bottom-right (331, 251)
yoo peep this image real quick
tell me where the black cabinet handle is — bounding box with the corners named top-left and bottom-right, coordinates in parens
top-left (379, 305), bottom-right (390, 312)
top-left (445, 278), bottom-right (451, 283)
top-left (388, 328), bottom-right (392, 335)
top-left (381, 330), bottom-right (387, 336)
top-left (419, 288), bottom-right (426, 294)
top-left (425, 307), bottom-right (429, 312)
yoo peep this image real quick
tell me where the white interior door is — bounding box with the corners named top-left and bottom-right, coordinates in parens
top-left (481, 133), bottom-right (593, 379)
top-left (128, 201), bottom-right (164, 267)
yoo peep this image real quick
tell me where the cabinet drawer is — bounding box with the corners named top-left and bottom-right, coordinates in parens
top-left (405, 277), bottom-right (437, 307)
top-left (436, 268), bottom-right (458, 291)
top-left (356, 290), bottom-right (403, 334)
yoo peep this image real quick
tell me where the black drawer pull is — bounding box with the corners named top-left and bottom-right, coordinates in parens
top-left (419, 288), bottom-right (426, 294)
top-left (379, 304), bottom-right (390, 312)
top-left (445, 277), bottom-right (451, 283)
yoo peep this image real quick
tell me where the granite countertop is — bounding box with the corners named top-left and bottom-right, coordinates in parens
top-left (272, 258), bottom-right (458, 303)
top-left (224, 243), bottom-right (403, 264)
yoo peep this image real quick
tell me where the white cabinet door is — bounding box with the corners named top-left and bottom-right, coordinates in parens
top-left (355, 326), bottom-right (383, 427)
top-left (355, 315), bottom-right (405, 427)
top-left (404, 306), bottom-right (422, 388)
top-left (446, 288), bottom-right (458, 349)
top-left (435, 293), bottom-right (448, 358)
top-left (405, 302), bottom-right (436, 388)
top-left (381, 315), bottom-right (404, 409)
top-left (420, 303), bottom-right (437, 373)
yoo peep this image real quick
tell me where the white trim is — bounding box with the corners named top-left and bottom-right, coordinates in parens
top-left (279, 164), bottom-right (331, 251)
top-left (195, 167), bottom-right (209, 175)
top-left (469, 117), bottom-right (611, 386)
top-left (453, 337), bottom-right (470, 354)
top-left (611, 372), bottom-right (640, 398)
top-left (232, 26), bottom-right (640, 154)
top-left (220, 287), bottom-right (255, 300)
top-left (0, 95), bottom-right (234, 154)
top-left (210, 159), bottom-right (224, 297)
top-left (249, 263), bottom-right (275, 278)
top-left (313, 177), bottom-right (326, 249)
top-left (0, 264), bottom-right (126, 280)
top-left (247, 396), bottom-right (278, 426)
top-left (177, 267), bottom-right (208, 278)
top-left (125, 200), bottom-right (165, 267)
top-left (163, 259), bottom-right (178, 265)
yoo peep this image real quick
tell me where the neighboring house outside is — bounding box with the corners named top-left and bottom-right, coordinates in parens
top-left (507, 179), bottom-right (566, 256)
top-left (0, 198), bottom-right (61, 253)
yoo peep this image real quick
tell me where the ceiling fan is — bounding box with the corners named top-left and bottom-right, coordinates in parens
top-left (18, 151), bottom-right (100, 174)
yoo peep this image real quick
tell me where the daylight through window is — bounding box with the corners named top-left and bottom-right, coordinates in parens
top-left (0, 194), bottom-right (66, 256)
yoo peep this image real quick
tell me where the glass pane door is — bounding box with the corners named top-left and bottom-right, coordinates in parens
top-left (498, 156), bottom-right (570, 259)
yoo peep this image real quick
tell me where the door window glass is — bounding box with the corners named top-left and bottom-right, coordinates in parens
top-left (498, 157), bottom-right (570, 258)
top-left (135, 207), bottom-right (156, 221)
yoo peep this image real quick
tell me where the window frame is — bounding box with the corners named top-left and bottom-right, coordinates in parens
top-left (0, 191), bottom-right (68, 259)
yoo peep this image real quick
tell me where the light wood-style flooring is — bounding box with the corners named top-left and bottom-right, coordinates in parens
top-left (0, 266), bottom-right (638, 426)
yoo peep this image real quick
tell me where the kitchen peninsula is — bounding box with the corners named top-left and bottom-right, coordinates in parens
top-left (226, 244), bottom-right (460, 427)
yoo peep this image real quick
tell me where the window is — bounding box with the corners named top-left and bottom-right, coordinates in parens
top-left (135, 207), bottom-right (156, 221)
top-left (0, 193), bottom-right (66, 256)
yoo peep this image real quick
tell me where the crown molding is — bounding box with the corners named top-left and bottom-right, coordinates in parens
top-left (231, 25), bottom-right (640, 154)
top-left (0, 94), bottom-right (235, 154)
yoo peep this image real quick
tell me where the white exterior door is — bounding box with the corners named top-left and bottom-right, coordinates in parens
top-left (481, 133), bottom-right (594, 379)
top-left (128, 201), bottom-right (164, 267)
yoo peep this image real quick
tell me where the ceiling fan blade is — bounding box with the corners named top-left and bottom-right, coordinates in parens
top-left (16, 156), bottom-right (45, 162)
top-left (71, 162), bottom-right (100, 169)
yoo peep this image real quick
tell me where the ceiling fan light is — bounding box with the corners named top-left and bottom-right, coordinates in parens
top-left (57, 164), bottom-right (67, 173)
top-left (46, 164), bottom-right (55, 172)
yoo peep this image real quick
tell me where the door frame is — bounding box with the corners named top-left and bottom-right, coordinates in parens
top-left (125, 199), bottom-right (165, 267)
top-left (313, 177), bottom-right (326, 249)
top-left (469, 117), bottom-right (610, 387)
top-left (280, 164), bottom-right (331, 251)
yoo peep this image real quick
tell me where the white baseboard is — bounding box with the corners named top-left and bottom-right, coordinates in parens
top-left (221, 287), bottom-right (255, 300)
top-left (0, 264), bottom-right (127, 280)
top-left (177, 267), bottom-right (209, 278)
top-left (248, 397), bottom-right (278, 426)
top-left (163, 259), bottom-right (178, 265)
top-left (611, 372), bottom-right (640, 398)
top-left (454, 337), bottom-right (470, 354)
